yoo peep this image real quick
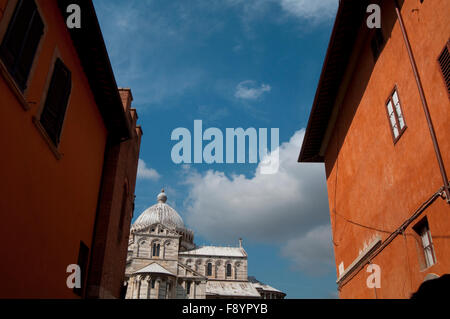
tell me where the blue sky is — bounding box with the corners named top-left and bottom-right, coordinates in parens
top-left (94, 0), bottom-right (339, 298)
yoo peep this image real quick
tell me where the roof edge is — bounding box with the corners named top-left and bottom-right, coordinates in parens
top-left (57, 0), bottom-right (131, 142)
top-left (298, 0), bottom-right (369, 163)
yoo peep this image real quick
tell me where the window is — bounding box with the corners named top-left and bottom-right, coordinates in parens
top-left (207, 263), bottom-right (212, 276)
top-left (385, 87), bottom-right (406, 142)
top-left (152, 243), bottom-right (160, 257)
top-left (74, 241), bottom-right (89, 297)
top-left (151, 280), bottom-right (155, 289)
top-left (226, 263), bottom-right (232, 277)
top-left (414, 219), bottom-right (436, 268)
top-left (371, 28), bottom-right (385, 62)
top-left (0, 0), bottom-right (44, 91)
top-left (437, 40), bottom-right (450, 98)
top-left (40, 58), bottom-right (72, 146)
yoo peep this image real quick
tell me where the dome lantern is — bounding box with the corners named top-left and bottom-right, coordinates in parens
top-left (157, 189), bottom-right (167, 203)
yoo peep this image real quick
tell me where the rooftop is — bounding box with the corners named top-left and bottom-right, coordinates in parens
top-left (131, 189), bottom-right (186, 231)
top-left (133, 263), bottom-right (175, 276)
top-left (248, 276), bottom-right (284, 294)
top-left (206, 281), bottom-right (260, 298)
top-left (180, 246), bottom-right (247, 258)
top-left (57, 0), bottom-right (131, 142)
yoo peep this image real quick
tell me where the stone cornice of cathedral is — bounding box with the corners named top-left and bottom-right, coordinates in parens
top-left (177, 277), bottom-right (207, 282)
top-left (177, 263), bottom-right (207, 280)
top-left (134, 257), bottom-right (179, 262)
top-left (202, 279), bottom-right (249, 282)
top-left (178, 254), bottom-right (247, 260)
top-left (135, 233), bottom-right (181, 240)
top-left (130, 223), bottom-right (183, 236)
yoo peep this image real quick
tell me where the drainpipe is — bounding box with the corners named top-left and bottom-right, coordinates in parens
top-left (394, 0), bottom-right (450, 203)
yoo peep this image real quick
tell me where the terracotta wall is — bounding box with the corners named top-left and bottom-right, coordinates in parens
top-left (87, 89), bottom-right (143, 299)
top-left (324, 0), bottom-right (450, 298)
top-left (0, 0), bottom-right (107, 298)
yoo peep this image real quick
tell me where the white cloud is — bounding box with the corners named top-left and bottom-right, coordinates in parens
top-left (234, 80), bottom-right (271, 100)
top-left (183, 129), bottom-right (334, 274)
top-left (137, 159), bottom-right (161, 180)
top-left (281, 225), bottom-right (334, 275)
top-left (222, 0), bottom-right (338, 25)
top-left (279, 0), bottom-right (338, 22)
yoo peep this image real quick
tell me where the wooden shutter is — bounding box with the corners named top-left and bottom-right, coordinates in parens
top-left (0, 0), bottom-right (44, 90)
top-left (40, 59), bottom-right (72, 146)
top-left (438, 41), bottom-right (450, 98)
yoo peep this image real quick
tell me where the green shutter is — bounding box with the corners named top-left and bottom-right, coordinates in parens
top-left (0, 0), bottom-right (44, 90)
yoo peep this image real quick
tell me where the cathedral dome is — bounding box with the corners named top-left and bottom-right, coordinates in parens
top-left (131, 189), bottom-right (184, 231)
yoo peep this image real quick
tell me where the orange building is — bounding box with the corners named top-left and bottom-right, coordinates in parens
top-left (0, 0), bottom-right (142, 298)
top-left (299, 0), bottom-right (449, 298)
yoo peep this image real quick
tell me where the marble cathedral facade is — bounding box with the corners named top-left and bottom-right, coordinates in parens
top-left (124, 190), bottom-right (285, 299)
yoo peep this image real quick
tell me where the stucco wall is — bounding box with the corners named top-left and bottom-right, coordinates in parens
top-left (0, 0), bottom-right (108, 298)
top-left (324, 0), bottom-right (450, 298)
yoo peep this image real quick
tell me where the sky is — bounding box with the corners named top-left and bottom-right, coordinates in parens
top-left (93, 0), bottom-right (340, 299)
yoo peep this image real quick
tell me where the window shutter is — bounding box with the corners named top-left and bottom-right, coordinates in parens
top-left (15, 10), bottom-right (44, 89)
top-left (0, 0), bottom-right (44, 90)
top-left (438, 41), bottom-right (450, 97)
top-left (40, 59), bottom-right (72, 146)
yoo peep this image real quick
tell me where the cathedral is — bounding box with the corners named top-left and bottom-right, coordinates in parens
top-left (124, 190), bottom-right (286, 299)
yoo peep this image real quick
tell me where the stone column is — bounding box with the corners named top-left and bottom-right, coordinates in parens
top-left (166, 279), bottom-right (170, 299)
top-left (172, 278), bottom-right (176, 299)
top-left (135, 278), bottom-right (141, 299)
top-left (193, 281), bottom-right (197, 299)
top-left (125, 278), bottom-right (133, 299)
top-left (146, 276), bottom-right (152, 299)
top-left (139, 277), bottom-right (148, 299)
top-left (155, 278), bottom-right (160, 299)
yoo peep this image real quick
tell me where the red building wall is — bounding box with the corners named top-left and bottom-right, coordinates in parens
top-left (0, 0), bottom-right (141, 298)
top-left (87, 89), bottom-right (142, 299)
top-left (323, 0), bottom-right (450, 298)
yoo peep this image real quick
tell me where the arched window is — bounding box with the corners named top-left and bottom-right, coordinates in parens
top-left (207, 263), bottom-right (212, 276)
top-left (152, 243), bottom-right (160, 257)
top-left (226, 263), bottom-right (232, 277)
